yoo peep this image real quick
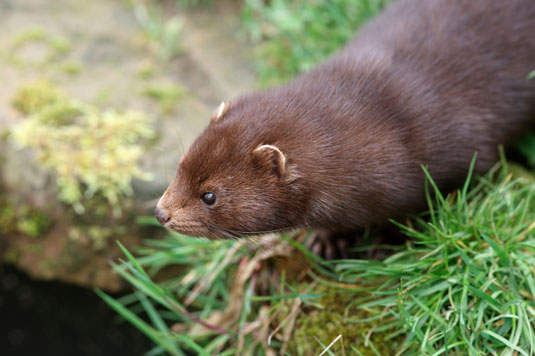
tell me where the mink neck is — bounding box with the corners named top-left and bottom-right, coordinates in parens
top-left (272, 71), bottom-right (419, 228)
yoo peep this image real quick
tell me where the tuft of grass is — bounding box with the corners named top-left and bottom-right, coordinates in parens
top-left (103, 156), bottom-right (535, 355)
top-left (328, 158), bottom-right (535, 355)
top-left (12, 80), bottom-right (65, 115)
top-left (99, 234), bottom-right (272, 355)
top-left (242, 0), bottom-right (391, 86)
top-left (136, 61), bottom-right (157, 80)
top-left (133, 2), bottom-right (183, 61)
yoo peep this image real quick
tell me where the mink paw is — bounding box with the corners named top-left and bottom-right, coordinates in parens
top-left (306, 229), bottom-right (351, 260)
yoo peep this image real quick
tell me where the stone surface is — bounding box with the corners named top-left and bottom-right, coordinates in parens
top-left (0, 0), bottom-right (256, 290)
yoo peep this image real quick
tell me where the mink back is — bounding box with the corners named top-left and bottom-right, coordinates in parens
top-left (161, 0), bottom-right (534, 236)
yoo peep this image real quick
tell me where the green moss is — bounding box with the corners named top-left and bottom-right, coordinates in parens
top-left (279, 284), bottom-right (401, 355)
top-left (142, 82), bottom-right (186, 115)
top-left (48, 36), bottom-right (71, 56)
top-left (12, 80), bottom-right (65, 115)
top-left (93, 87), bottom-right (114, 106)
top-left (0, 199), bottom-right (51, 238)
top-left (16, 208), bottom-right (51, 238)
top-left (11, 81), bottom-right (155, 214)
top-left (39, 258), bottom-right (58, 274)
top-left (136, 61), bottom-right (156, 79)
top-left (11, 27), bottom-right (48, 47)
top-left (23, 244), bottom-right (45, 254)
top-left (10, 28), bottom-right (72, 66)
top-left (1, 128), bottom-right (11, 141)
top-left (3, 248), bottom-right (19, 263)
top-left (132, 3), bottom-right (183, 60)
top-left (59, 61), bottom-right (83, 76)
top-left (69, 225), bottom-right (128, 250)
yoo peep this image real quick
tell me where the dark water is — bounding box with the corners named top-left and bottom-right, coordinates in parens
top-left (0, 265), bottom-right (151, 356)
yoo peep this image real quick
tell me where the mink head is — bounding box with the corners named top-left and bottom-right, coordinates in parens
top-left (155, 101), bottom-right (306, 239)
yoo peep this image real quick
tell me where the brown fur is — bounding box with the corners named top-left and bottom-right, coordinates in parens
top-left (156, 0), bottom-right (535, 239)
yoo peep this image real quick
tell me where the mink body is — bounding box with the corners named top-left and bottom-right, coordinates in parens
top-left (156, 0), bottom-right (535, 241)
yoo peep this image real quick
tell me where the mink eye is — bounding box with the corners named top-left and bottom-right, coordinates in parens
top-left (201, 192), bottom-right (216, 206)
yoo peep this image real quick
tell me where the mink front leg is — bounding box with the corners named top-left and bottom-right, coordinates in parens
top-left (306, 224), bottom-right (408, 260)
top-left (306, 229), bottom-right (352, 260)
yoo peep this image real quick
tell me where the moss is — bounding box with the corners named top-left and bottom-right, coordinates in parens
top-left (93, 87), bottom-right (114, 106)
top-left (10, 27), bottom-right (72, 65)
top-left (279, 284), bottom-right (401, 355)
top-left (11, 81), bottom-right (155, 214)
top-left (69, 225), bottom-right (128, 250)
top-left (16, 208), bottom-right (51, 238)
top-left (39, 258), bottom-right (59, 274)
top-left (11, 27), bottom-right (48, 47)
top-left (1, 128), bottom-right (10, 141)
top-left (136, 61), bottom-right (156, 79)
top-left (3, 248), bottom-right (19, 264)
top-left (23, 244), bottom-right (45, 254)
top-left (11, 80), bottom-right (65, 115)
top-left (142, 82), bottom-right (186, 115)
top-left (0, 199), bottom-right (51, 238)
top-left (59, 61), bottom-right (83, 76)
top-left (48, 36), bottom-right (71, 56)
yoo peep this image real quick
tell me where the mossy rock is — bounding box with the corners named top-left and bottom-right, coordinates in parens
top-left (0, 198), bottom-right (51, 238)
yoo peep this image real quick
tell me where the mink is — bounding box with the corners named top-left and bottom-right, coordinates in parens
top-left (155, 0), bottom-right (535, 253)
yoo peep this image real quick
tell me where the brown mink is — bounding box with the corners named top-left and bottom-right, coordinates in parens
top-left (155, 0), bottom-right (535, 249)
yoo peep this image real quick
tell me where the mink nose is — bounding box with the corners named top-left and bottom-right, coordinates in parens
top-left (155, 207), bottom-right (170, 225)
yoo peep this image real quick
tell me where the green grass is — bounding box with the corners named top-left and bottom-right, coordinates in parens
top-left (329, 157), bottom-right (535, 355)
top-left (133, 0), bottom-right (389, 86)
top-left (132, 2), bottom-right (183, 60)
top-left (242, 0), bottom-right (391, 86)
top-left (100, 155), bottom-right (535, 355)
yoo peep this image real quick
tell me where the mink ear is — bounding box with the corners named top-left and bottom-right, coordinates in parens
top-left (253, 144), bottom-right (287, 179)
top-left (211, 101), bottom-right (230, 122)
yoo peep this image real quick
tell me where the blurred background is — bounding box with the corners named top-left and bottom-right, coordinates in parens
top-left (0, 0), bottom-right (386, 354)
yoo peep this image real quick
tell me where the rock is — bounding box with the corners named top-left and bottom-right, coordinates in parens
top-left (0, 0), bottom-right (256, 291)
